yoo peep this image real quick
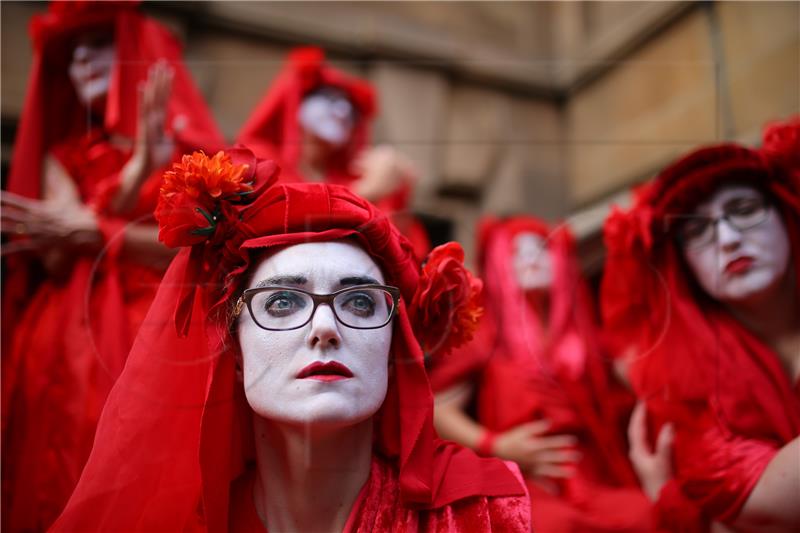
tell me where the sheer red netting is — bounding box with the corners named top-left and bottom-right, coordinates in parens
top-left (51, 149), bottom-right (528, 532)
top-left (601, 116), bottom-right (800, 524)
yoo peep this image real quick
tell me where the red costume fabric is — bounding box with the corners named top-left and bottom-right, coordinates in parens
top-left (601, 117), bottom-right (800, 526)
top-left (236, 46), bottom-right (430, 258)
top-left (52, 148), bottom-right (529, 532)
top-left (2, 2), bottom-right (224, 531)
top-left (428, 216), bottom-right (656, 532)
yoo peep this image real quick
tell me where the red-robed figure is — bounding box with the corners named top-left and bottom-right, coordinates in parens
top-left (428, 216), bottom-right (658, 532)
top-left (51, 148), bottom-right (530, 532)
top-left (1, 2), bottom-right (223, 531)
top-left (237, 46), bottom-right (430, 259)
top-left (602, 117), bottom-right (800, 532)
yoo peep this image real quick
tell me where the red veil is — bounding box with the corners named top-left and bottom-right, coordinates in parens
top-left (52, 149), bottom-right (526, 532)
top-left (428, 216), bottom-right (655, 532)
top-left (236, 46), bottom-right (376, 186)
top-left (601, 117), bottom-right (800, 522)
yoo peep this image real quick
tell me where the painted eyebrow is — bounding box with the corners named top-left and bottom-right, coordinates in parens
top-left (255, 275), bottom-right (307, 288)
top-left (339, 276), bottom-right (380, 287)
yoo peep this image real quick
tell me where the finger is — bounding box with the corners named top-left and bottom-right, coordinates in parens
top-left (534, 449), bottom-right (582, 465)
top-left (655, 423), bottom-right (675, 457)
top-left (627, 402), bottom-right (648, 453)
top-left (518, 419), bottom-right (551, 437)
top-left (1, 191), bottom-right (43, 210)
top-left (530, 434), bottom-right (578, 451)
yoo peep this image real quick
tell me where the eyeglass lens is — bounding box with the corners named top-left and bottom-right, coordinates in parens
top-left (248, 287), bottom-right (395, 329)
top-left (677, 197), bottom-right (768, 248)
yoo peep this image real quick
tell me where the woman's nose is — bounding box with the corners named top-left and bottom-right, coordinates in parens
top-left (716, 218), bottom-right (742, 251)
top-left (307, 304), bottom-right (342, 349)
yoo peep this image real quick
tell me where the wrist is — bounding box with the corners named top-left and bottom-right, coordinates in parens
top-left (476, 429), bottom-right (498, 457)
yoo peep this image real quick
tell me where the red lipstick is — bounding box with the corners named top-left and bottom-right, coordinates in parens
top-left (297, 361), bottom-right (353, 382)
top-left (725, 256), bottom-right (755, 275)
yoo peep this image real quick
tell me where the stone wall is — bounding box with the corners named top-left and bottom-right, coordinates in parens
top-left (2, 1), bottom-right (798, 269)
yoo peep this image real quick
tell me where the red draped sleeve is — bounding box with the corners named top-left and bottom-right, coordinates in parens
top-left (673, 412), bottom-right (779, 522)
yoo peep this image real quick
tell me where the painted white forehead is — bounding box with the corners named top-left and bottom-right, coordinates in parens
top-left (254, 241), bottom-right (384, 282)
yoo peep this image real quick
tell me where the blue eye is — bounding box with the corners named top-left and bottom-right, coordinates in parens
top-left (264, 291), bottom-right (306, 317)
top-left (339, 292), bottom-right (376, 317)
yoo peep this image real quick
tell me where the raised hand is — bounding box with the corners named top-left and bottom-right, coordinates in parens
top-left (627, 401), bottom-right (674, 501)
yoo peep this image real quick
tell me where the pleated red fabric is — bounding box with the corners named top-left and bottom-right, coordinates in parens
top-left (428, 216), bottom-right (658, 532)
top-left (2, 3), bottom-right (224, 531)
top-left (601, 116), bottom-right (800, 524)
top-left (51, 151), bottom-right (528, 532)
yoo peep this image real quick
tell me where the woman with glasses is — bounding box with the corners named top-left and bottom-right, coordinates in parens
top-left (51, 148), bottom-right (530, 532)
top-left (428, 216), bottom-right (658, 532)
top-left (602, 117), bottom-right (800, 532)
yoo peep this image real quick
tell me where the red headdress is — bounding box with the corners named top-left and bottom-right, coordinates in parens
top-left (52, 148), bottom-right (523, 531)
top-left (600, 116), bottom-right (800, 519)
top-left (8, 0), bottom-right (224, 201)
top-left (236, 46), bottom-right (376, 185)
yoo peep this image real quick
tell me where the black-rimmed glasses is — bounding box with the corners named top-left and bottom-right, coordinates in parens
top-left (665, 196), bottom-right (771, 250)
top-left (234, 284), bottom-right (400, 331)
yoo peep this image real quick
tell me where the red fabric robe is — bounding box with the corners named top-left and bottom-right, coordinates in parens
top-left (428, 217), bottom-right (658, 532)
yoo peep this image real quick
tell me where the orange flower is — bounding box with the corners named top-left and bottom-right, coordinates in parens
top-left (156, 151), bottom-right (253, 248)
top-left (161, 151), bottom-right (252, 201)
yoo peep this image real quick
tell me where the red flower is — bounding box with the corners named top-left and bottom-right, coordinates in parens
top-left (410, 242), bottom-right (483, 357)
top-left (155, 151), bottom-right (253, 248)
top-left (762, 115), bottom-right (800, 169)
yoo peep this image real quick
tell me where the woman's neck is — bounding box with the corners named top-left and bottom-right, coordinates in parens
top-left (251, 415), bottom-right (373, 533)
top-left (727, 269), bottom-right (800, 378)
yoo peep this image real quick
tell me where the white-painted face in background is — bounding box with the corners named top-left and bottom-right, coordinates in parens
top-left (237, 241), bottom-right (392, 430)
top-left (298, 89), bottom-right (355, 148)
top-left (513, 232), bottom-right (553, 292)
top-left (68, 34), bottom-right (115, 107)
top-left (681, 185), bottom-right (791, 305)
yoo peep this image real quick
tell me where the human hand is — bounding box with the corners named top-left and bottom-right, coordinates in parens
top-left (1, 191), bottom-right (101, 252)
top-left (352, 145), bottom-right (416, 203)
top-left (133, 60), bottom-right (175, 172)
top-left (493, 420), bottom-right (581, 480)
top-left (628, 401), bottom-right (674, 501)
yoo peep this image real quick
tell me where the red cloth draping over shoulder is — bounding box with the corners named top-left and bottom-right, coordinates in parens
top-left (1, 3), bottom-right (224, 531)
top-left (428, 216), bottom-right (657, 532)
top-left (52, 177), bottom-right (527, 532)
top-left (601, 117), bottom-right (800, 524)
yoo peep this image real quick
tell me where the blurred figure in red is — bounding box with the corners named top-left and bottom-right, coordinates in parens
top-left (237, 46), bottom-right (430, 258)
top-left (1, 2), bottom-right (223, 530)
top-left (429, 216), bottom-right (658, 532)
top-left (602, 117), bottom-right (800, 533)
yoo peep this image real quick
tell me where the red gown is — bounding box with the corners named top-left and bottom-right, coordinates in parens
top-left (428, 217), bottom-right (657, 532)
top-left (2, 130), bottom-right (166, 532)
top-left (2, 4), bottom-right (224, 530)
top-left (601, 118), bottom-right (800, 528)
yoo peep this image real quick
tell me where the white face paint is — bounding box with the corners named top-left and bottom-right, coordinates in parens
top-left (68, 39), bottom-right (115, 106)
top-left (512, 232), bottom-right (552, 292)
top-left (681, 185), bottom-right (791, 304)
top-left (237, 241), bottom-right (392, 429)
top-left (298, 90), bottom-right (355, 148)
